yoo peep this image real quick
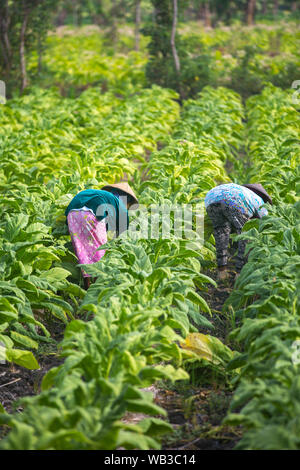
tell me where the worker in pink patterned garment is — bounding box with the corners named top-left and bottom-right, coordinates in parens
top-left (65, 183), bottom-right (138, 290)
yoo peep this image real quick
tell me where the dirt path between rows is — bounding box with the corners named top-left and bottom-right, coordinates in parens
top-left (0, 269), bottom-right (241, 449)
top-left (160, 268), bottom-right (242, 450)
top-left (0, 321), bottom-right (64, 421)
top-left (122, 268), bottom-right (242, 450)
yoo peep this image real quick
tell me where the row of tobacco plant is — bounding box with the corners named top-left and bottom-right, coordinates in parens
top-left (224, 85), bottom-right (300, 449)
top-left (0, 86), bottom-right (242, 449)
top-left (0, 85), bottom-right (178, 366)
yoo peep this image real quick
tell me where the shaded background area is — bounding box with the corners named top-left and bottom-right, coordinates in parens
top-left (0, 0), bottom-right (299, 100)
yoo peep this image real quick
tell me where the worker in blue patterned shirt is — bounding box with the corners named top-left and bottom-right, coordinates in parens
top-left (205, 183), bottom-right (272, 281)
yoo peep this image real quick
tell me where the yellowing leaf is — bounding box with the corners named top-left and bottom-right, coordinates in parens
top-left (181, 333), bottom-right (214, 362)
top-left (180, 333), bottom-right (235, 366)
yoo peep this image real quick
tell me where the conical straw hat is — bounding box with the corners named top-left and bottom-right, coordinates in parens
top-left (101, 182), bottom-right (139, 206)
top-left (242, 183), bottom-right (273, 205)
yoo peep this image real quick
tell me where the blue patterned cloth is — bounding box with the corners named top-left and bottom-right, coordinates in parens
top-left (204, 183), bottom-right (268, 218)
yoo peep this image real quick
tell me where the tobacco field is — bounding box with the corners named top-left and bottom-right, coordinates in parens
top-left (0, 19), bottom-right (299, 451)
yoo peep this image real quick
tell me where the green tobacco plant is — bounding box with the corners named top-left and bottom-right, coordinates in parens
top-left (0, 81), bottom-right (242, 449)
top-left (0, 84), bottom-right (180, 365)
top-left (0, 213), bottom-right (84, 356)
top-left (223, 170), bottom-right (299, 446)
top-left (245, 84), bottom-right (300, 204)
top-left (221, 85), bottom-right (299, 449)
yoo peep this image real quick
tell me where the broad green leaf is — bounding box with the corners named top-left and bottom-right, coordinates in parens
top-left (6, 349), bottom-right (39, 369)
top-left (186, 290), bottom-right (211, 314)
top-left (10, 331), bottom-right (39, 350)
top-left (40, 267), bottom-right (71, 283)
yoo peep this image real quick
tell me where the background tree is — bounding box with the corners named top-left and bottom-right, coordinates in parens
top-left (0, 0), bottom-right (59, 94)
top-left (135, 0), bottom-right (142, 50)
top-left (0, 0), bottom-right (13, 82)
top-left (171, 0), bottom-right (180, 73)
top-left (142, 0), bottom-right (181, 92)
top-left (246, 0), bottom-right (257, 24)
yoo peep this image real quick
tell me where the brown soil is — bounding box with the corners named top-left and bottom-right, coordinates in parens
top-left (200, 266), bottom-right (239, 345)
top-left (160, 385), bottom-right (242, 450)
top-left (0, 320), bottom-right (64, 415)
top-left (0, 355), bottom-right (63, 414)
top-left (122, 267), bottom-right (242, 450)
top-left (159, 267), bottom-right (241, 450)
top-left (0, 269), bottom-right (240, 450)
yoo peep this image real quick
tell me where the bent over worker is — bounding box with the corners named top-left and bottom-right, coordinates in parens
top-left (65, 182), bottom-right (138, 289)
top-left (204, 183), bottom-right (272, 281)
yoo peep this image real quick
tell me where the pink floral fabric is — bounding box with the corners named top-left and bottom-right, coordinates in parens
top-left (67, 210), bottom-right (107, 277)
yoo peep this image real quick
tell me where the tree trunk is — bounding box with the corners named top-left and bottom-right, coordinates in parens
top-left (107, 0), bottom-right (118, 44)
top-left (291, 2), bottom-right (297, 13)
top-left (273, 0), bottom-right (279, 16)
top-left (55, 8), bottom-right (68, 26)
top-left (0, 0), bottom-right (12, 76)
top-left (20, 8), bottom-right (30, 92)
top-left (262, 0), bottom-right (268, 15)
top-left (203, 2), bottom-right (211, 27)
top-left (211, 5), bottom-right (217, 27)
top-left (73, 1), bottom-right (79, 26)
top-left (135, 0), bottom-right (141, 51)
top-left (246, 0), bottom-right (256, 25)
top-left (171, 0), bottom-right (180, 74)
top-left (184, 5), bottom-right (194, 21)
top-left (197, 4), bottom-right (204, 21)
top-left (37, 33), bottom-right (42, 74)
top-left (152, 6), bottom-right (156, 24)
